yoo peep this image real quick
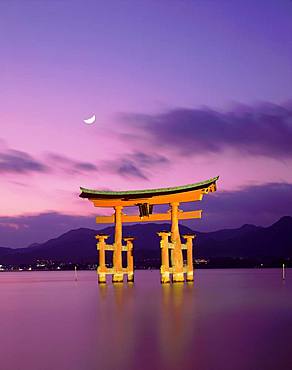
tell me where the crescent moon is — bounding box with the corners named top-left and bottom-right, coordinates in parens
top-left (83, 114), bottom-right (96, 124)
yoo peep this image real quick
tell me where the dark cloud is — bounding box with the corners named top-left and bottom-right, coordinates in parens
top-left (121, 102), bottom-right (292, 158)
top-left (103, 151), bottom-right (169, 180)
top-left (47, 153), bottom-right (98, 174)
top-left (0, 149), bottom-right (49, 174)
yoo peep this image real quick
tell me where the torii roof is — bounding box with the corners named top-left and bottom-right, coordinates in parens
top-left (80, 176), bottom-right (219, 200)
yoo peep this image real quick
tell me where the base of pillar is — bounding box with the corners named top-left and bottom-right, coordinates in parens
top-left (127, 272), bottom-right (134, 282)
top-left (161, 272), bottom-right (170, 283)
top-left (112, 273), bottom-right (124, 283)
top-left (186, 271), bottom-right (194, 282)
top-left (173, 272), bottom-right (185, 282)
top-left (98, 273), bottom-right (106, 283)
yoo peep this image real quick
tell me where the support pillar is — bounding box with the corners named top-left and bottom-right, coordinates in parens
top-left (95, 234), bottom-right (109, 283)
top-left (183, 234), bottom-right (195, 282)
top-left (113, 205), bottom-right (123, 283)
top-left (158, 231), bottom-right (171, 283)
top-left (124, 237), bottom-right (135, 282)
top-left (170, 202), bottom-right (184, 282)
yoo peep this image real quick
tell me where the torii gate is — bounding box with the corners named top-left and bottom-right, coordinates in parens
top-left (79, 176), bottom-right (218, 284)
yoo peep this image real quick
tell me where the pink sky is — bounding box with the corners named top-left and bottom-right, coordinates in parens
top-left (0, 0), bottom-right (292, 244)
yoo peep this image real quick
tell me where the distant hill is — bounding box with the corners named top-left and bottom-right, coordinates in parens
top-left (0, 216), bottom-right (291, 266)
top-left (197, 216), bottom-right (292, 258)
top-left (0, 247), bottom-right (13, 258)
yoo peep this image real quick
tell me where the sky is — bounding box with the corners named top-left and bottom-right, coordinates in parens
top-left (0, 0), bottom-right (292, 247)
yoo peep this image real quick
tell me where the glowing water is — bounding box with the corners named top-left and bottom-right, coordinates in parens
top-left (0, 269), bottom-right (291, 370)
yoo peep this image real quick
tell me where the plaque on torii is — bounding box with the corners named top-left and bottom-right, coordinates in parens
top-left (79, 176), bottom-right (219, 284)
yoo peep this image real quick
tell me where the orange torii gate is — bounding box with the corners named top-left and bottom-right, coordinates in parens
top-left (79, 176), bottom-right (218, 284)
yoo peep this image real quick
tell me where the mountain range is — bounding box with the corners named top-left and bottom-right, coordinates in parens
top-left (0, 216), bottom-right (291, 267)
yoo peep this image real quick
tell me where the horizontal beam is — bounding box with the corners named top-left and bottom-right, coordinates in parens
top-left (91, 189), bottom-right (204, 207)
top-left (97, 244), bottom-right (129, 251)
top-left (98, 268), bottom-right (133, 275)
top-left (167, 243), bottom-right (187, 250)
top-left (97, 242), bottom-right (189, 249)
top-left (163, 266), bottom-right (191, 274)
top-left (96, 210), bottom-right (202, 224)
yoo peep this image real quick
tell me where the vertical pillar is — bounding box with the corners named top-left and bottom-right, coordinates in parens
top-left (158, 231), bottom-right (171, 283)
top-left (170, 202), bottom-right (184, 282)
top-left (124, 237), bottom-right (135, 282)
top-left (95, 234), bottom-right (109, 283)
top-left (113, 205), bottom-right (124, 283)
top-left (183, 234), bottom-right (195, 282)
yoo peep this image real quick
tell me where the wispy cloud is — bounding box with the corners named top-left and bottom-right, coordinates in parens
top-left (46, 153), bottom-right (98, 174)
top-left (0, 149), bottom-right (49, 174)
top-left (0, 143), bottom-right (98, 177)
top-left (102, 151), bottom-right (169, 180)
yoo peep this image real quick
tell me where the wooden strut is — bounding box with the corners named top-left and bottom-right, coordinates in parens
top-left (95, 234), bottom-right (108, 283)
top-left (183, 234), bottom-right (196, 282)
top-left (124, 237), bottom-right (134, 282)
top-left (158, 231), bottom-right (171, 283)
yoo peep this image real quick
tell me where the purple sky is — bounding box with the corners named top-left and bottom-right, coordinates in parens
top-left (0, 0), bottom-right (292, 247)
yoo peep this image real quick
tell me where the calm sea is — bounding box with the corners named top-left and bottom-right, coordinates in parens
top-left (0, 269), bottom-right (291, 370)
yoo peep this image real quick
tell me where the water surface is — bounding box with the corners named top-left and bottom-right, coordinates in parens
top-left (0, 269), bottom-right (291, 370)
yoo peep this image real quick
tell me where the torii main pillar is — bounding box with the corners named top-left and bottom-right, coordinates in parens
top-left (113, 205), bottom-right (123, 283)
top-left (170, 202), bottom-right (184, 282)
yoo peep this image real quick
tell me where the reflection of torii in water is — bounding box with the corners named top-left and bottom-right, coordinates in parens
top-left (79, 176), bottom-right (219, 284)
top-left (159, 283), bottom-right (196, 370)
